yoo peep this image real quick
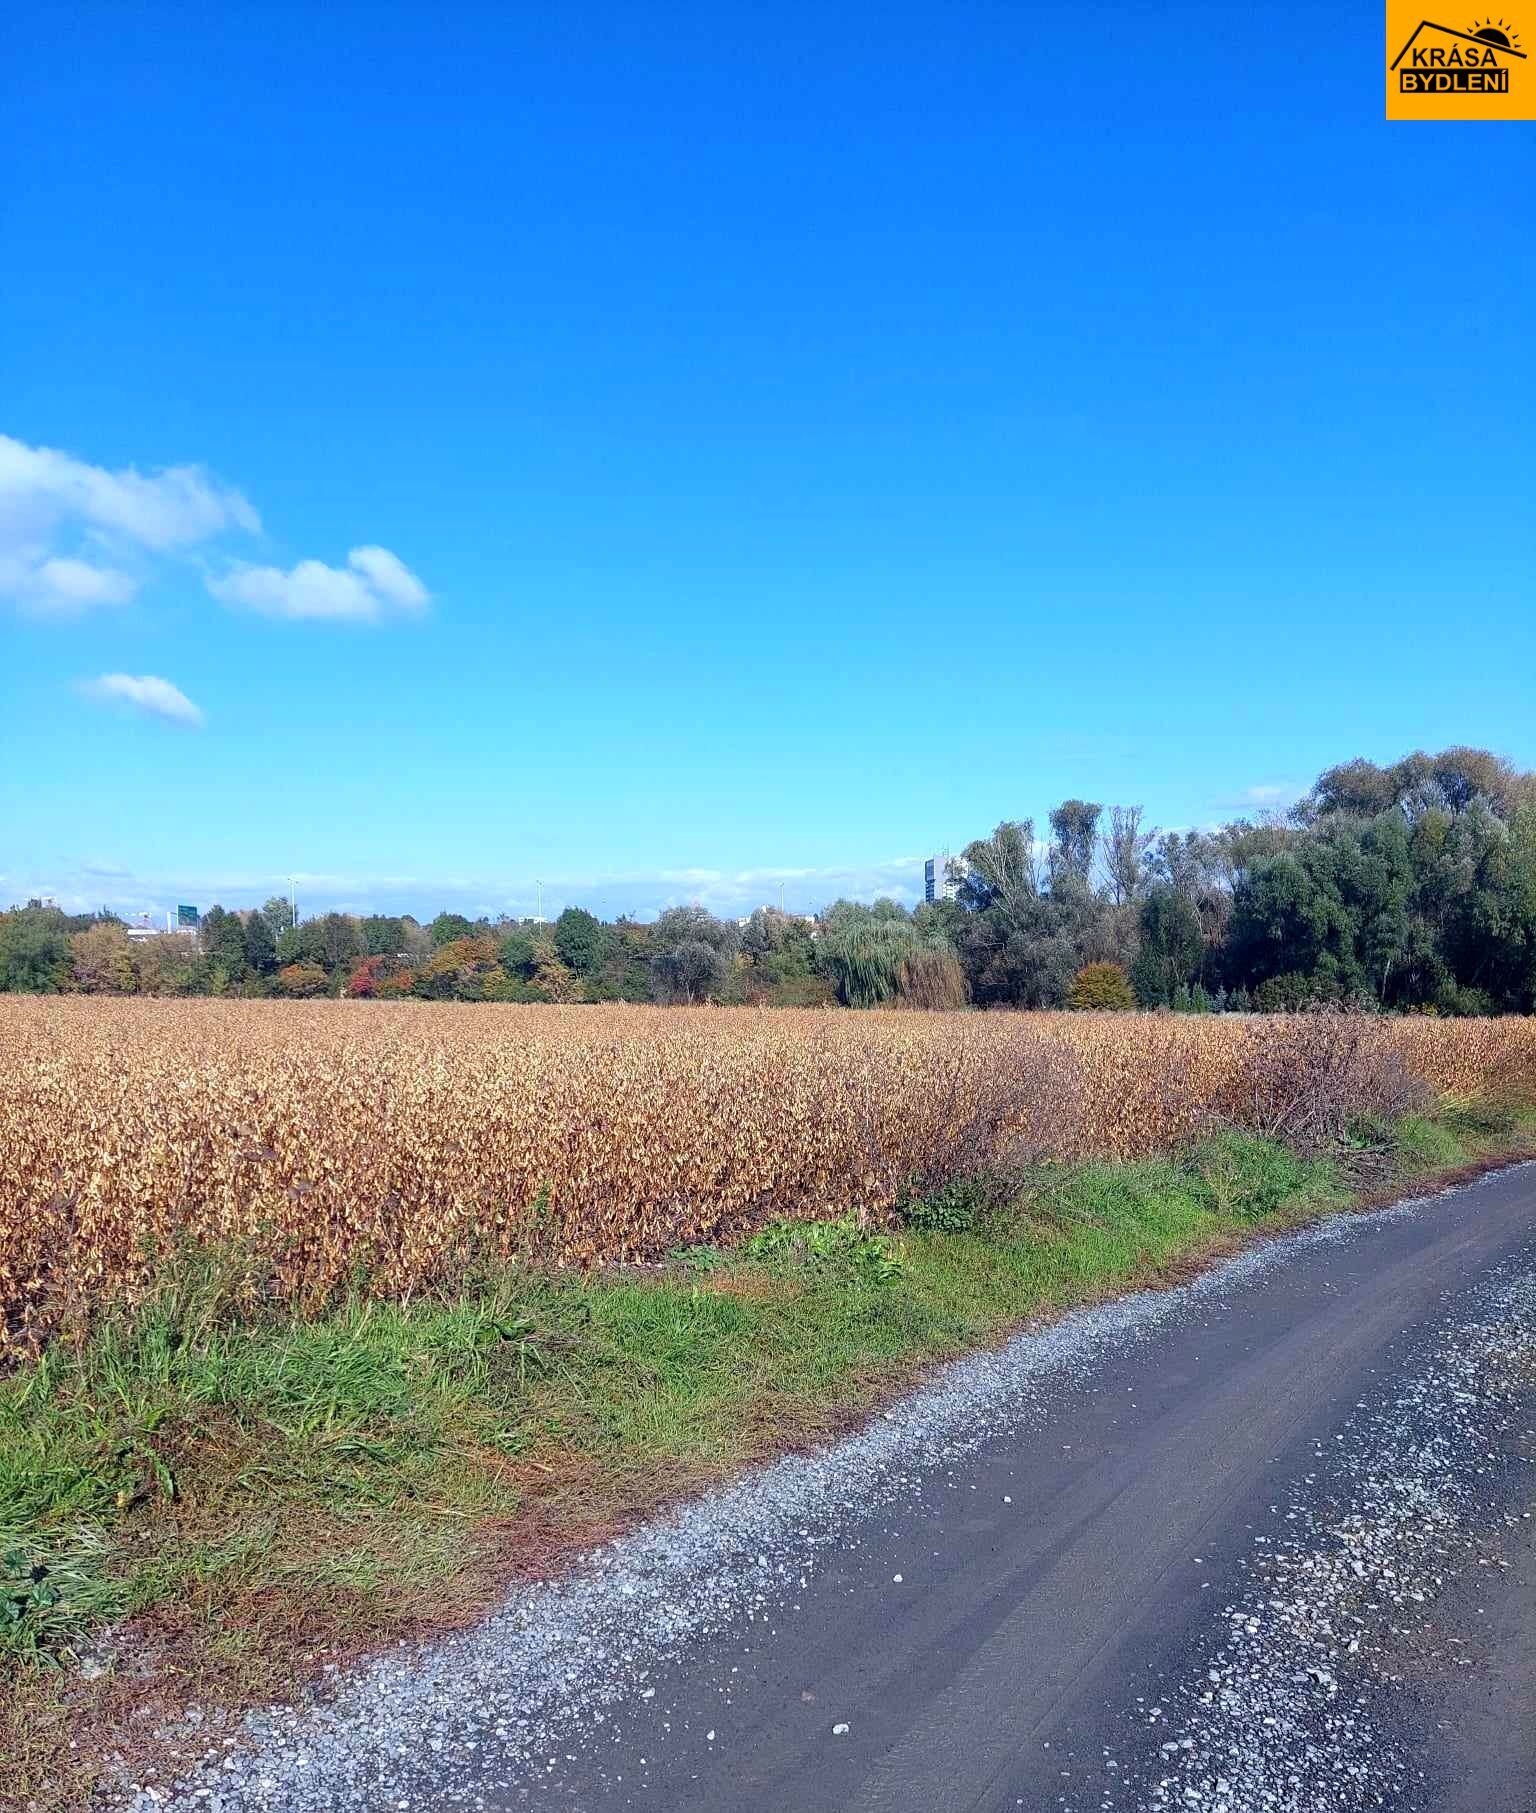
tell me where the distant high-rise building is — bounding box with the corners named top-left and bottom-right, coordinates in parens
top-left (924, 853), bottom-right (964, 903)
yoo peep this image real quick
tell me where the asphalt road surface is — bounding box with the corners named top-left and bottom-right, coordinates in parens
top-left (138, 1163), bottom-right (1536, 1813)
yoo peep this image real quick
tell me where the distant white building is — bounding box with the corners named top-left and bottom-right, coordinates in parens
top-left (736, 905), bottom-right (816, 929)
top-left (924, 854), bottom-right (966, 903)
top-left (119, 913), bottom-right (195, 942)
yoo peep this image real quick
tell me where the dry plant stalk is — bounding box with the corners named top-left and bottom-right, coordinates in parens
top-left (2, 999), bottom-right (1532, 1352)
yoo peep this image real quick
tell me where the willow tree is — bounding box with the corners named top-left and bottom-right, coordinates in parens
top-left (817, 900), bottom-right (961, 1008)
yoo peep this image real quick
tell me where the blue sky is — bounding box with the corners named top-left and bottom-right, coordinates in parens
top-left (3, 1), bottom-right (1532, 922)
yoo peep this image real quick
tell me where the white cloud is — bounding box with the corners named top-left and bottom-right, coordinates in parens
top-left (0, 432), bottom-right (259, 550)
top-left (82, 673), bottom-right (207, 729)
top-left (25, 855), bottom-right (930, 923)
top-left (1244, 783), bottom-right (1301, 812)
top-left (208, 546), bottom-right (431, 622)
top-left (347, 545), bottom-right (429, 610)
top-left (1, 432), bottom-right (429, 628)
top-left (618, 857), bottom-right (924, 916)
top-left (0, 431), bottom-right (259, 613)
top-left (1207, 782), bottom-right (1303, 814)
top-left (31, 556), bottom-right (138, 607)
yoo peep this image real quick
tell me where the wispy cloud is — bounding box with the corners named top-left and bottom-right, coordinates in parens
top-left (0, 431), bottom-right (430, 627)
top-left (14, 856), bottom-right (930, 922)
top-left (636, 858), bottom-right (923, 915)
top-left (81, 673), bottom-right (207, 729)
top-left (208, 545), bottom-right (430, 623)
top-left (28, 556), bottom-right (139, 608)
top-left (1210, 781), bottom-right (1302, 813)
top-left (0, 431), bottom-right (257, 613)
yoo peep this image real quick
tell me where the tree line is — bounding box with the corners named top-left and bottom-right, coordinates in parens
top-left (4, 745), bottom-right (1534, 1014)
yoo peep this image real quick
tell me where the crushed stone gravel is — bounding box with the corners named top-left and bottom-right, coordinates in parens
top-left (1083, 1264), bottom-right (1536, 1813)
top-left (113, 1180), bottom-right (1530, 1813)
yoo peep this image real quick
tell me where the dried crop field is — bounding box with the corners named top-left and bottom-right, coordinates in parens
top-left (3, 998), bottom-right (1534, 1352)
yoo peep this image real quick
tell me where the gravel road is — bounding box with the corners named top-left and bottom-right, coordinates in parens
top-left (123, 1162), bottom-right (1536, 1813)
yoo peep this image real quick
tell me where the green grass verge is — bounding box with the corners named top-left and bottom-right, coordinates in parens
top-left (3, 1100), bottom-right (1531, 1808)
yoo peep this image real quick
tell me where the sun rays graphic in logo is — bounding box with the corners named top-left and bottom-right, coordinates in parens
top-left (1465, 14), bottom-right (1522, 46)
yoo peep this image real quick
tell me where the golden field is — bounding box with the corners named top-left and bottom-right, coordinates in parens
top-left (3, 997), bottom-right (1534, 1351)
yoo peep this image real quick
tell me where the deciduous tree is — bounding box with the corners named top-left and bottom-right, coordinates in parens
top-left (69, 922), bottom-right (138, 993)
top-left (553, 906), bottom-right (611, 977)
top-left (275, 961), bottom-right (330, 997)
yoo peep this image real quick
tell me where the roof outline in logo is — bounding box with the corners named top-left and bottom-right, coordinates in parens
top-left (1391, 18), bottom-right (1529, 67)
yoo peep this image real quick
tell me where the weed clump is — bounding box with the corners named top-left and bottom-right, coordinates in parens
top-left (745, 1216), bottom-right (905, 1282)
top-left (1185, 1132), bottom-right (1314, 1220)
top-left (0, 1534), bottom-right (122, 1668)
top-left (896, 1169), bottom-right (1016, 1235)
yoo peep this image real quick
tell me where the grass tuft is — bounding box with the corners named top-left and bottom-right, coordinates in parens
top-left (1393, 1112), bottom-right (1471, 1171)
top-left (1185, 1130), bottom-right (1319, 1221)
